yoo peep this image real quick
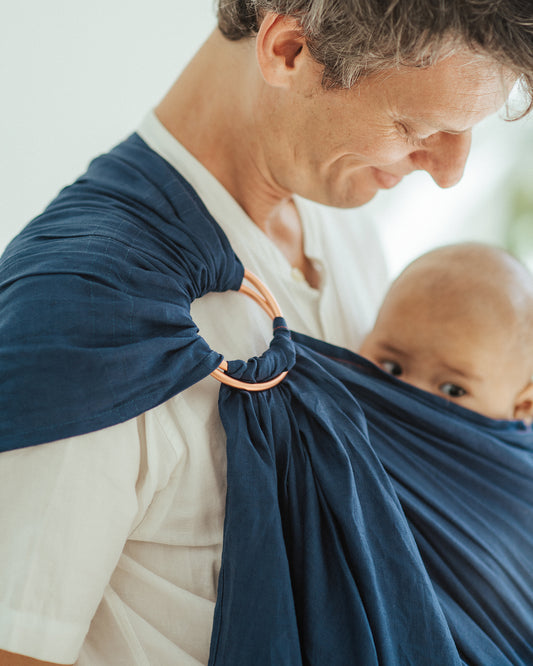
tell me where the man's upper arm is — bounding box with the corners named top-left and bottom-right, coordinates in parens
top-left (0, 649), bottom-right (72, 665)
top-left (0, 421), bottom-right (142, 663)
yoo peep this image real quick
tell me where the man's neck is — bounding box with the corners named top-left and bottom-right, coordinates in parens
top-left (155, 30), bottom-right (319, 285)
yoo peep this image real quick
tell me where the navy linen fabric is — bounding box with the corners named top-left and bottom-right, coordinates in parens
top-left (1, 136), bottom-right (532, 664)
top-left (212, 340), bottom-right (461, 666)
top-left (211, 334), bottom-right (533, 665)
top-left (0, 134), bottom-right (243, 449)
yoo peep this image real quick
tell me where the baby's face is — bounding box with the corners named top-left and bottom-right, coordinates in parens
top-left (360, 287), bottom-right (530, 420)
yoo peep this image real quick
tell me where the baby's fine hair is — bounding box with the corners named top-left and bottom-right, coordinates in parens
top-left (394, 242), bottom-right (533, 361)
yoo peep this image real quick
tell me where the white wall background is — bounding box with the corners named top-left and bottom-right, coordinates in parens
top-left (367, 109), bottom-right (533, 275)
top-left (0, 0), bottom-right (216, 251)
top-left (2, 0), bottom-right (533, 276)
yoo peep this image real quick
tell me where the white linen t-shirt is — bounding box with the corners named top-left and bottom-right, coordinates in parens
top-left (0, 111), bottom-right (389, 665)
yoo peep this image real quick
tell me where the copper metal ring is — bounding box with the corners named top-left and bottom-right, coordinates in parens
top-left (210, 269), bottom-right (289, 391)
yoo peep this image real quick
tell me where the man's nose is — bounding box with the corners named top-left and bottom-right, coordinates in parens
top-left (410, 130), bottom-right (472, 188)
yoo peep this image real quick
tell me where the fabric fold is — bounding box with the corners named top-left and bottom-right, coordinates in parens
top-left (0, 134), bottom-right (244, 450)
top-left (210, 332), bottom-right (533, 665)
top-left (224, 317), bottom-right (295, 383)
top-left (211, 343), bottom-right (462, 665)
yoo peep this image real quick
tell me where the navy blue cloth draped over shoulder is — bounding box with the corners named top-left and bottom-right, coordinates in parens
top-left (1, 135), bottom-right (532, 664)
top-left (0, 134), bottom-right (244, 448)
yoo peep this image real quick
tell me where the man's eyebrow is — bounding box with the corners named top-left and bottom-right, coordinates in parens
top-left (400, 115), bottom-right (470, 135)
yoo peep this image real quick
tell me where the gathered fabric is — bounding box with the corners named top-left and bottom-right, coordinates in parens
top-left (1, 134), bottom-right (531, 664)
top-left (213, 334), bottom-right (533, 665)
top-left (0, 134), bottom-right (243, 449)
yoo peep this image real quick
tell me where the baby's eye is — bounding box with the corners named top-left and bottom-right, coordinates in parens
top-left (381, 360), bottom-right (403, 377)
top-left (439, 382), bottom-right (466, 398)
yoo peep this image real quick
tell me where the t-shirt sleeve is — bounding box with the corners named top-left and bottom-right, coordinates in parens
top-left (0, 418), bottom-right (142, 664)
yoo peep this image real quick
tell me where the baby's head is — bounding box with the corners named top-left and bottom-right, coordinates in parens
top-left (360, 243), bottom-right (533, 421)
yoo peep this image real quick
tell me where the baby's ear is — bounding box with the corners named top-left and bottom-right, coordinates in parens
top-left (513, 381), bottom-right (533, 424)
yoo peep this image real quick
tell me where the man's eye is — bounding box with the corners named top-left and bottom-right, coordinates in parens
top-left (395, 121), bottom-right (425, 146)
top-left (381, 360), bottom-right (402, 376)
top-left (439, 382), bottom-right (466, 398)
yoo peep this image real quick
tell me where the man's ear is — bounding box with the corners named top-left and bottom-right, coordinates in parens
top-left (513, 381), bottom-right (533, 424)
top-left (255, 12), bottom-right (310, 88)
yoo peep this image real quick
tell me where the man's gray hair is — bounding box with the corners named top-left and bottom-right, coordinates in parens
top-left (218, 0), bottom-right (533, 111)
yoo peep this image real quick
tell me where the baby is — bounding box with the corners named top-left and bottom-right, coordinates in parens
top-left (359, 243), bottom-right (533, 422)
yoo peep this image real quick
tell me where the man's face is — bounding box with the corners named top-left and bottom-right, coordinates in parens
top-left (263, 51), bottom-right (516, 208)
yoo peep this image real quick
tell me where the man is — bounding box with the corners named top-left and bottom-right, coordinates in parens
top-left (0, 1), bottom-right (531, 663)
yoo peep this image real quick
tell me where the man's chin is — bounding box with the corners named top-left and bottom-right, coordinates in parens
top-left (324, 172), bottom-right (385, 208)
top-left (326, 187), bottom-right (380, 210)
top-left (296, 176), bottom-right (381, 209)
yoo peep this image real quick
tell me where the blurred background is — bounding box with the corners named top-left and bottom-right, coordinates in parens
top-left (2, 0), bottom-right (533, 278)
